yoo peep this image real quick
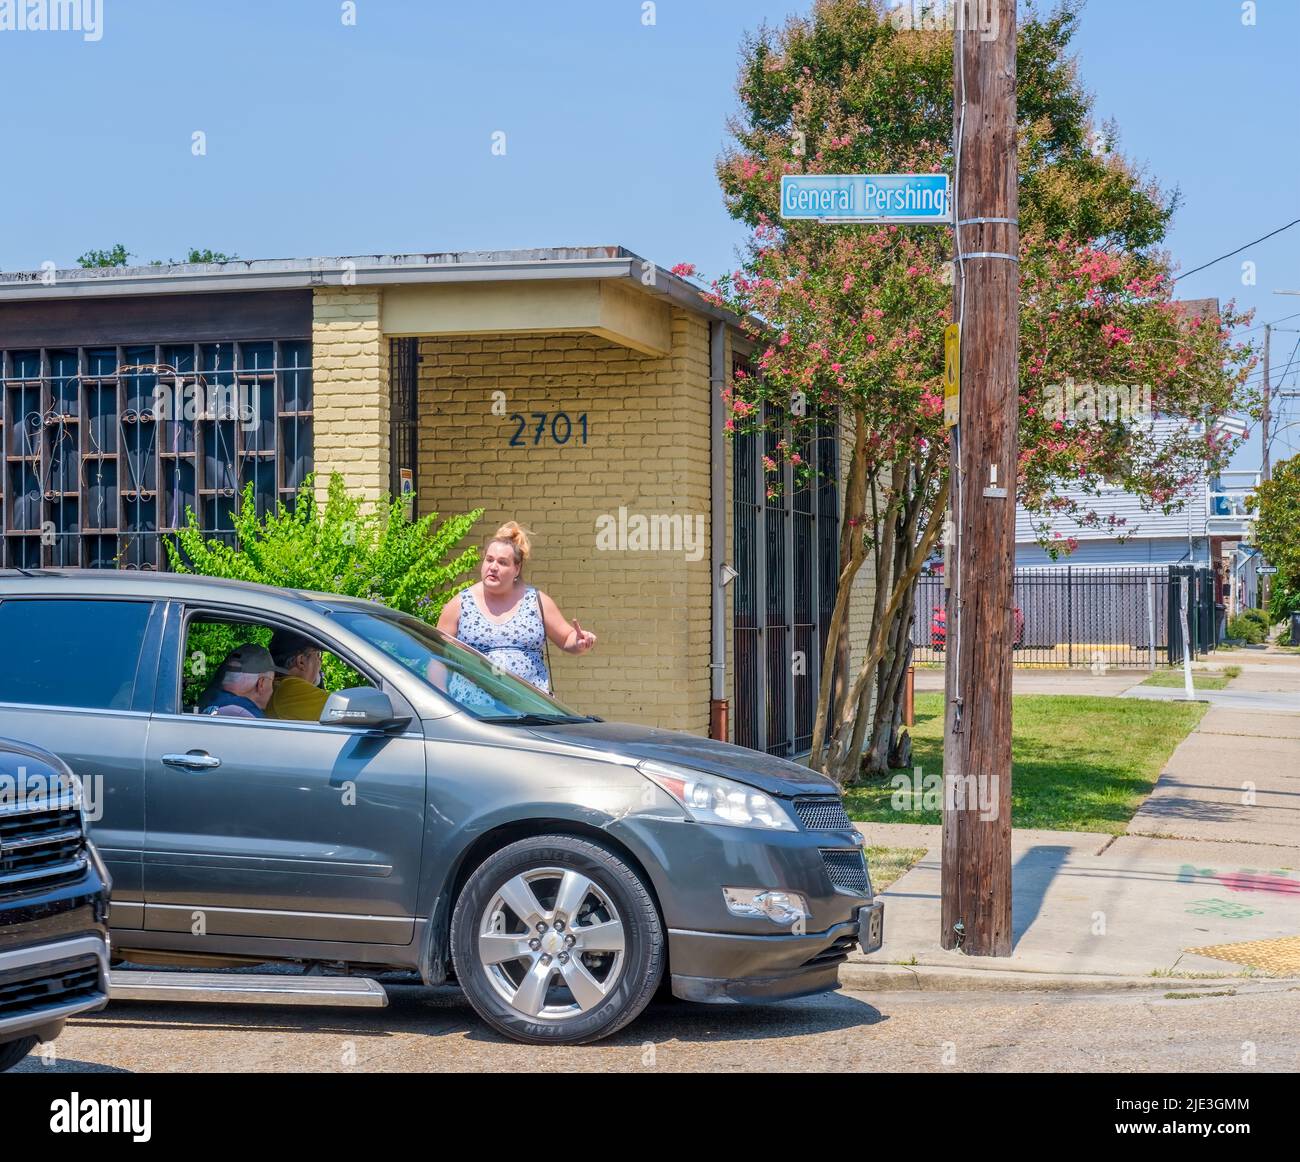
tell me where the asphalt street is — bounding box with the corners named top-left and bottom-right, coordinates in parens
top-left (16, 983), bottom-right (1299, 1073)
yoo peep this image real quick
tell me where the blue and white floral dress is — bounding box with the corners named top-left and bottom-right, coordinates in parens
top-left (452, 585), bottom-right (551, 700)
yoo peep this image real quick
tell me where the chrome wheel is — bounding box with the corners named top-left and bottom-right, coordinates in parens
top-left (477, 866), bottom-right (627, 1021)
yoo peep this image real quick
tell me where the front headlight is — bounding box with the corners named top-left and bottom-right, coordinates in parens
top-left (637, 761), bottom-right (797, 831)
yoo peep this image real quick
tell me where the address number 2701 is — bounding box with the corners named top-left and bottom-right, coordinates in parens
top-left (507, 412), bottom-right (589, 447)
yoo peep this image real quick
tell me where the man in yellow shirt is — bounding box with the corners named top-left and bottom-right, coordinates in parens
top-left (266, 630), bottom-right (329, 722)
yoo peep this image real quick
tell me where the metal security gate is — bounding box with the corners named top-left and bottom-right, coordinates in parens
top-left (0, 340), bottom-right (313, 570)
top-left (389, 338), bottom-right (419, 512)
top-left (733, 399), bottom-right (839, 756)
top-left (911, 564), bottom-right (1216, 667)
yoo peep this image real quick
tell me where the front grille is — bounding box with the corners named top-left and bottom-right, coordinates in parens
top-left (0, 954), bottom-right (103, 1022)
top-left (801, 932), bottom-right (858, 970)
top-left (794, 797), bottom-right (854, 831)
top-left (820, 848), bottom-right (871, 896)
top-left (0, 799), bottom-right (87, 892)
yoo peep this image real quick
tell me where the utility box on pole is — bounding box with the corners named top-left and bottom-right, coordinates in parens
top-left (941, 0), bottom-right (1019, 956)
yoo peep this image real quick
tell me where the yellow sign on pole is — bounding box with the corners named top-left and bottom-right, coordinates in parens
top-left (943, 322), bottom-right (960, 428)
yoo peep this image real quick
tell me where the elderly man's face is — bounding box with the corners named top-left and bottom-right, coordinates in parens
top-left (288, 648), bottom-right (323, 685)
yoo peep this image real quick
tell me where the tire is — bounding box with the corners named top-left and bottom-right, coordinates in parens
top-left (451, 834), bottom-right (665, 1045)
top-left (0, 1036), bottom-right (37, 1073)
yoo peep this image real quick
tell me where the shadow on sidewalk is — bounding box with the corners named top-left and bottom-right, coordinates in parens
top-left (1011, 845), bottom-right (1071, 946)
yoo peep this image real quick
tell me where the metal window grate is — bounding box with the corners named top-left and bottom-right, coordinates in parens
top-left (389, 337), bottom-right (419, 511)
top-left (0, 340), bottom-right (313, 570)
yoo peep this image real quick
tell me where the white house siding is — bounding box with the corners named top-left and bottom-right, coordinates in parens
top-left (1016, 535), bottom-right (1211, 569)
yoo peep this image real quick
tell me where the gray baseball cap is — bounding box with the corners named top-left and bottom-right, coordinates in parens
top-left (221, 643), bottom-right (276, 675)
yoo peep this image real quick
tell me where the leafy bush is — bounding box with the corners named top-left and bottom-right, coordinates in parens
top-left (1241, 608), bottom-right (1273, 637)
top-left (1226, 613), bottom-right (1265, 644)
top-left (167, 473), bottom-right (483, 701)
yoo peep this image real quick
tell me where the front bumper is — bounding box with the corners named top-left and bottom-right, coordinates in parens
top-left (669, 901), bottom-right (884, 1004)
top-left (0, 934), bottom-right (111, 1044)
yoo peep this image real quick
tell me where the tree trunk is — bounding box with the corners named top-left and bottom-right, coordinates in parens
top-left (862, 582), bottom-right (917, 776)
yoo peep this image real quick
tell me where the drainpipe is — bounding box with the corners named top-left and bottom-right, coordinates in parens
top-left (709, 319), bottom-right (729, 740)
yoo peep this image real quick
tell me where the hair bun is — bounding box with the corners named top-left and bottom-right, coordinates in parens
top-left (492, 520), bottom-right (532, 563)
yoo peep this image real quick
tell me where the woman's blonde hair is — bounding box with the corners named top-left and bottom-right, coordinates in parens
top-left (486, 520), bottom-right (533, 570)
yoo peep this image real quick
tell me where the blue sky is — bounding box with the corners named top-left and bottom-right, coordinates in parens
top-left (3, 0), bottom-right (1296, 465)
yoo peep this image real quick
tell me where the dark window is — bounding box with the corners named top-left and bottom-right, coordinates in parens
top-left (0, 340), bottom-right (312, 570)
top-left (0, 599), bottom-right (150, 710)
top-left (390, 338), bottom-right (419, 513)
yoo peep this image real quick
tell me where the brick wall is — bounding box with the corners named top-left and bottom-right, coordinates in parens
top-left (415, 310), bottom-right (714, 732)
top-left (312, 288), bottom-right (389, 504)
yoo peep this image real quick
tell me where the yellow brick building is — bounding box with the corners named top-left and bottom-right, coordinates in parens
top-left (0, 248), bottom-right (875, 757)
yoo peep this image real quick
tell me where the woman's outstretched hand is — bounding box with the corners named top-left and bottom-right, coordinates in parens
top-left (569, 619), bottom-right (597, 654)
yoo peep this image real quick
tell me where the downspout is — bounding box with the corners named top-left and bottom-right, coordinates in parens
top-left (709, 319), bottom-right (728, 740)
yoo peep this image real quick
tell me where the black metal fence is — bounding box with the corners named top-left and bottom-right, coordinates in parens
top-left (911, 564), bottom-right (1217, 668)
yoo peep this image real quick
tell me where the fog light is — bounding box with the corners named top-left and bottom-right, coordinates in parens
top-left (723, 888), bottom-right (810, 926)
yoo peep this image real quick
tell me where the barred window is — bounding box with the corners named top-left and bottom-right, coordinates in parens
top-left (1, 340), bottom-right (313, 570)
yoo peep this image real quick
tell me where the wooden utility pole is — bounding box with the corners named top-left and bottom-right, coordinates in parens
top-left (941, 0), bottom-right (1018, 955)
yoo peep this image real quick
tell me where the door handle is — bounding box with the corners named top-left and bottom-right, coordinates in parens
top-left (162, 751), bottom-right (222, 771)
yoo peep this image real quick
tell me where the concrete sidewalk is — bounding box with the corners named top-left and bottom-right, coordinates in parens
top-left (1123, 685), bottom-right (1300, 713)
top-left (1126, 705), bottom-right (1300, 847)
top-left (851, 652), bottom-right (1300, 986)
top-left (852, 825), bottom-right (1300, 980)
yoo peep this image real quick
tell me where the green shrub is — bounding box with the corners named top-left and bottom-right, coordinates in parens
top-left (1226, 613), bottom-right (1265, 644)
top-left (1241, 608), bottom-right (1273, 634)
top-left (167, 473), bottom-right (483, 703)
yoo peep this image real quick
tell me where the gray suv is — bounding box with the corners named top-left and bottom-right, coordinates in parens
top-left (0, 570), bottom-right (882, 1045)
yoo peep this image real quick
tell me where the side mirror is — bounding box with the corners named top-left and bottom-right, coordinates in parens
top-left (320, 687), bottom-right (410, 731)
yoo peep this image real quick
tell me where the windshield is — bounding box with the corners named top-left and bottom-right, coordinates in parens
top-left (329, 607), bottom-right (591, 723)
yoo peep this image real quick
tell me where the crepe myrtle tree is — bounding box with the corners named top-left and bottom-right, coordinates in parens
top-left (697, 0), bottom-right (1257, 785)
top-left (703, 230), bottom-right (1252, 785)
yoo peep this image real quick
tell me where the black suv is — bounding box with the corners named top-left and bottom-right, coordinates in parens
top-left (0, 738), bottom-right (111, 1072)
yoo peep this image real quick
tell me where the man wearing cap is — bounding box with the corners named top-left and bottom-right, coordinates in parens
top-left (266, 630), bottom-right (329, 722)
top-left (198, 644), bottom-right (277, 718)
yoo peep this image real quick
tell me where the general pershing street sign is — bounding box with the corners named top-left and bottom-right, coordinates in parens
top-left (780, 173), bottom-right (952, 224)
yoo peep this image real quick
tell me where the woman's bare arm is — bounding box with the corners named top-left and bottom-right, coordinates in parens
top-left (538, 590), bottom-right (596, 655)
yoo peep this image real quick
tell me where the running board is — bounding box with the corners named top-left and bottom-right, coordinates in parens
top-left (109, 970), bottom-right (389, 1008)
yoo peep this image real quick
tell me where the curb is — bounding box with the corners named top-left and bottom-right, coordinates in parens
top-left (839, 961), bottom-right (1300, 995)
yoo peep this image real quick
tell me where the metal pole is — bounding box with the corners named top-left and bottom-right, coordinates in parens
top-left (1147, 575), bottom-right (1156, 673)
top-left (1180, 576), bottom-right (1194, 699)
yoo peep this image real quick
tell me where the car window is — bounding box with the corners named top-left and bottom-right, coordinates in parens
top-left (329, 607), bottom-right (590, 723)
top-left (0, 598), bottom-right (151, 711)
top-left (181, 615), bottom-right (373, 720)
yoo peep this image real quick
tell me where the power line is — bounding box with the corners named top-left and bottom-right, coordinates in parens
top-left (1174, 217), bottom-right (1300, 283)
top-left (1239, 310), bottom-right (1300, 336)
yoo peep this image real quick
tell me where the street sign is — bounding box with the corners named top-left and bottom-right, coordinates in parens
top-left (780, 173), bottom-right (951, 224)
top-left (1259, 565), bottom-right (1278, 575)
top-left (944, 323), bottom-right (960, 428)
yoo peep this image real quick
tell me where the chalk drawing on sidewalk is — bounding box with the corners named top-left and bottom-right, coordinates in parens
top-left (1176, 864), bottom-right (1300, 896)
top-left (1185, 898), bottom-right (1263, 920)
